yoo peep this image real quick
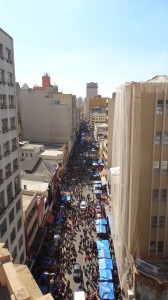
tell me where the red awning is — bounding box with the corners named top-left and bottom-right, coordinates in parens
top-left (46, 213), bottom-right (54, 224)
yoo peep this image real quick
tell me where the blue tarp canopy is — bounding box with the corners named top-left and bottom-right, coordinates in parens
top-left (99, 258), bottom-right (113, 270)
top-left (99, 282), bottom-right (114, 300)
top-left (61, 196), bottom-right (70, 201)
top-left (96, 218), bottom-right (107, 225)
top-left (96, 224), bottom-right (106, 234)
top-left (98, 249), bottom-right (111, 259)
top-left (99, 269), bottom-right (112, 281)
top-left (96, 240), bottom-right (109, 250)
top-left (93, 183), bottom-right (102, 187)
top-left (94, 190), bottom-right (103, 194)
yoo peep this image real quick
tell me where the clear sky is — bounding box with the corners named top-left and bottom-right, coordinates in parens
top-left (1, 0), bottom-right (168, 97)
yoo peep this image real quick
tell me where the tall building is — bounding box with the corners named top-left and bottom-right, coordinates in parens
top-left (85, 96), bottom-right (108, 122)
top-left (86, 82), bottom-right (98, 98)
top-left (19, 77), bottom-right (79, 153)
top-left (0, 28), bottom-right (26, 263)
top-left (110, 76), bottom-right (168, 298)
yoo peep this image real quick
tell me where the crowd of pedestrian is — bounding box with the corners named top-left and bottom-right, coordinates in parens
top-left (31, 121), bottom-right (122, 300)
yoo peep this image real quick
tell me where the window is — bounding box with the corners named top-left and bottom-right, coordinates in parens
top-left (152, 189), bottom-right (159, 201)
top-left (0, 191), bottom-right (5, 213)
top-left (2, 118), bottom-right (8, 132)
top-left (10, 117), bottom-right (15, 130)
top-left (22, 153), bottom-right (24, 156)
top-left (0, 169), bottom-right (3, 184)
top-left (166, 100), bottom-right (168, 114)
top-left (10, 227), bottom-right (16, 244)
top-left (9, 95), bottom-right (15, 107)
top-left (156, 100), bottom-right (164, 114)
top-left (162, 161), bottom-right (168, 174)
top-left (5, 47), bottom-right (11, 62)
top-left (3, 141), bottom-right (10, 156)
top-left (11, 138), bottom-right (17, 151)
top-left (161, 189), bottom-right (167, 201)
top-left (5, 163), bottom-right (11, 178)
top-left (28, 219), bottom-right (37, 241)
top-left (159, 216), bottom-right (165, 228)
top-left (151, 216), bottom-right (157, 228)
top-left (16, 199), bottom-right (21, 213)
top-left (0, 69), bottom-right (5, 83)
top-left (0, 219), bottom-right (7, 238)
top-left (17, 217), bottom-right (22, 231)
top-left (13, 158), bottom-right (18, 172)
top-left (12, 246), bottom-right (17, 261)
top-left (155, 132), bottom-right (162, 145)
top-left (7, 182), bottom-right (13, 204)
top-left (26, 203), bottom-right (36, 225)
top-left (0, 94), bottom-right (7, 108)
top-left (14, 175), bottom-right (20, 195)
top-left (158, 241), bottom-right (164, 253)
top-left (19, 235), bottom-right (23, 250)
top-left (9, 208), bottom-right (14, 224)
top-left (163, 132), bottom-right (168, 145)
top-left (0, 44), bottom-right (4, 58)
top-left (7, 72), bottom-right (12, 85)
top-left (150, 241), bottom-right (156, 254)
top-left (154, 161), bottom-right (160, 174)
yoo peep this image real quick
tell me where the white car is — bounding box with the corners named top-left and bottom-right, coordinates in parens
top-left (80, 200), bottom-right (86, 210)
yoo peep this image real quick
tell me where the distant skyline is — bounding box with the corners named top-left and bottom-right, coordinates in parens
top-left (1, 0), bottom-right (168, 97)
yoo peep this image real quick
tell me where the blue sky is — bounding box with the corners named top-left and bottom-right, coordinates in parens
top-left (1, 0), bottom-right (168, 97)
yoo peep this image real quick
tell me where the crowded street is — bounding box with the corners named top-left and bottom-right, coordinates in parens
top-left (31, 121), bottom-right (122, 300)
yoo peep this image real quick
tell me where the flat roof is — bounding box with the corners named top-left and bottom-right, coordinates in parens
top-left (21, 144), bottom-right (43, 150)
top-left (22, 194), bottom-right (34, 211)
top-left (40, 150), bottom-right (64, 159)
top-left (22, 180), bottom-right (48, 192)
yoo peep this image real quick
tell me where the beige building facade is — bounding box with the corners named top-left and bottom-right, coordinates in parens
top-left (0, 28), bottom-right (26, 264)
top-left (110, 76), bottom-right (168, 298)
top-left (85, 96), bottom-right (107, 122)
top-left (20, 88), bottom-right (79, 153)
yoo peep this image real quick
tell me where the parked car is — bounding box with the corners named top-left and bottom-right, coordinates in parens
top-left (80, 200), bottom-right (86, 210)
top-left (73, 263), bottom-right (83, 283)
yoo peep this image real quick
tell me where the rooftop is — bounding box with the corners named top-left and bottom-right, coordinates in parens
top-left (40, 150), bottom-right (64, 159)
top-left (21, 144), bottom-right (44, 150)
top-left (22, 193), bottom-right (35, 211)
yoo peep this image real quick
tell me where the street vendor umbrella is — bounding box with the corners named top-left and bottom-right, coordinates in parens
top-left (99, 282), bottom-right (114, 299)
top-left (99, 258), bottom-right (113, 270)
top-left (96, 240), bottom-right (109, 250)
top-left (99, 269), bottom-right (112, 281)
top-left (98, 249), bottom-right (111, 259)
top-left (96, 218), bottom-right (107, 225)
top-left (54, 234), bottom-right (61, 239)
top-left (96, 224), bottom-right (106, 234)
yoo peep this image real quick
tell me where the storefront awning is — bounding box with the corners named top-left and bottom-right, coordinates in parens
top-left (46, 212), bottom-right (54, 224)
top-left (29, 227), bottom-right (47, 255)
top-left (101, 176), bottom-right (107, 186)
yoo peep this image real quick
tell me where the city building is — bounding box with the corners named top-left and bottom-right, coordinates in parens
top-left (40, 149), bottom-right (65, 175)
top-left (106, 94), bottom-right (115, 169)
top-left (86, 82), bottom-right (98, 98)
top-left (110, 76), bottom-right (168, 298)
top-left (19, 142), bottom-right (44, 161)
top-left (22, 190), bottom-right (46, 257)
top-left (0, 28), bottom-right (26, 263)
top-left (85, 96), bottom-right (108, 122)
top-left (0, 243), bottom-right (53, 299)
top-left (90, 106), bottom-right (106, 129)
top-left (19, 75), bottom-right (80, 153)
top-left (94, 123), bottom-right (107, 141)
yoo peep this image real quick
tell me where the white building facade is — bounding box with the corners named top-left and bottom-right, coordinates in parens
top-left (0, 28), bottom-right (26, 263)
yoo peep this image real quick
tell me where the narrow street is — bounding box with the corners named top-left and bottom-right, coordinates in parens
top-left (32, 121), bottom-right (122, 300)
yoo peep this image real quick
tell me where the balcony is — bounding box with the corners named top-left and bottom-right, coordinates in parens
top-left (9, 104), bottom-right (15, 109)
top-left (2, 128), bottom-right (9, 134)
top-left (12, 146), bottom-right (17, 152)
top-left (6, 171), bottom-right (12, 179)
top-left (4, 150), bottom-right (10, 157)
top-left (0, 104), bottom-right (7, 109)
top-left (13, 165), bottom-right (19, 172)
